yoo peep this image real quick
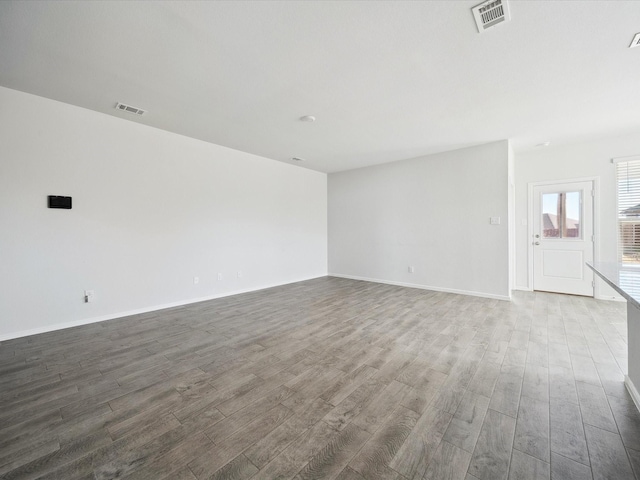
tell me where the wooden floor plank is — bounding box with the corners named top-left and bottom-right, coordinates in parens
top-left (508, 449), bottom-right (549, 480)
top-left (584, 424), bottom-right (635, 480)
top-left (243, 397), bottom-right (334, 469)
top-left (292, 423), bottom-right (370, 480)
top-left (443, 390), bottom-right (491, 453)
top-left (0, 278), bottom-right (634, 480)
top-left (423, 441), bottom-right (472, 480)
top-left (250, 421), bottom-right (340, 480)
top-left (513, 395), bottom-right (550, 463)
top-left (189, 404), bottom-right (293, 478)
top-left (467, 409), bottom-right (516, 480)
top-left (550, 452), bottom-right (593, 480)
top-left (575, 381), bottom-right (617, 433)
top-left (388, 405), bottom-right (452, 479)
top-left (348, 406), bottom-right (420, 479)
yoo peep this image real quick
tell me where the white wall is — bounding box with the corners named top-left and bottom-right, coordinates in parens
top-left (328, 141), bottom-right (511, 300)
top-left (514, 131), bottom-right (640, 299)
top-left (0, 87), bottom-right (328, 340)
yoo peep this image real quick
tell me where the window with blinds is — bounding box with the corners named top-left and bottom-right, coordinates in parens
top-left (617, 157), bottom-right (640, 264)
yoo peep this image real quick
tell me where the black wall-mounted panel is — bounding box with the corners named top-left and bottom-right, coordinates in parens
top-left (48, 196), bottom-right (72, 209)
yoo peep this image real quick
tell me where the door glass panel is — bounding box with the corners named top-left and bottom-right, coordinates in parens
top-left (542, 191), bottom-right (581, 239)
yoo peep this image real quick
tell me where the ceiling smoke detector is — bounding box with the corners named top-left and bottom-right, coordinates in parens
top-left (115, 102), bottom-right (146, 116)
top-left (630, 33), bottom-right (640, 49)
top-left (472, 0), bottom-right (511, 33)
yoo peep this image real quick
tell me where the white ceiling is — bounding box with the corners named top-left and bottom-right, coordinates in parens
top-left (1, 1), bottom-right (639, 173)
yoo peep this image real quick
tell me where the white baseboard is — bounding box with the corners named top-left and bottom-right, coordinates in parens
top-left (625, 376), bottom-right (640, 414)
top-left (512, 285), bottom-right (533, 292)
top-left (595, 294), bottom-right (626, 302)
top-left (329, 273), bottom-right (511, 301)
top-left (0, 275), bottom-right (326, 342)
top-left (511, 286), bottom-right (624, 302)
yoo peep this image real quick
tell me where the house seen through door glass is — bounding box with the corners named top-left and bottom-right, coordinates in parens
top-left (541, 191), bottom-right (581, 239)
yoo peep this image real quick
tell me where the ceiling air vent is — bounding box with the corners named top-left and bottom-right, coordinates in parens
top-left (115, 102), bottom-right (146, 116)
top-left (472, 0), bottom-right (511, 33)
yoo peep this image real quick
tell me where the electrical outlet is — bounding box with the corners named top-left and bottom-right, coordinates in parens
top-left (490, 216), bottom-right (501, 225)
top-left (408, 266), bottom-right (415, 273)
top-left (84, 290), bottom-right (95, 303)
top-left (237, 271), bottom-right (243, 278)
top-left (217, 273), bottom-right (223, 281)
top-left (193, 276), bottom-right (199, 285)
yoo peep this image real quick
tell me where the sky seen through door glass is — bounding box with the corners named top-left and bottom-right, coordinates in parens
top-left (542, 192), bottom-right (580, 220)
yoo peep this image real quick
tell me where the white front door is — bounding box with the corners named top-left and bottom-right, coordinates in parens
top-left (532, 181), bottom-right (594, 296)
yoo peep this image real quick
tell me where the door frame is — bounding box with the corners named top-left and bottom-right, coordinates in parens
top-left (527, 176), bottom-right (600, 297)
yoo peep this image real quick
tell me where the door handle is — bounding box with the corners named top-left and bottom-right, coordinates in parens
top-left (534, 241), bottom-right (540, 245)
top-left (535, 234), bottom-right (540, 238)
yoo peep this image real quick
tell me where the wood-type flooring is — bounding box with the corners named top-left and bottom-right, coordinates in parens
top-left (0, 277), bottom-right (638, 480)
